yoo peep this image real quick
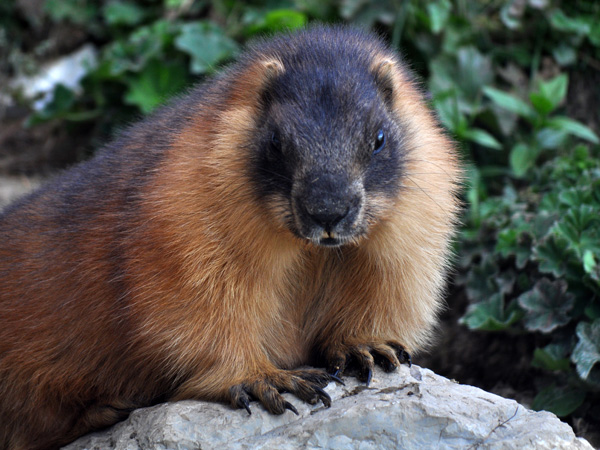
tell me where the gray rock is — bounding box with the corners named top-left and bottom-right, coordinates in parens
top-left (63, 366), bottom-right (592, 450)
top-left (0, 176), bottom-right (41, 211)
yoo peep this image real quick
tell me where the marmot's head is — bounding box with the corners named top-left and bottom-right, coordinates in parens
top-left (245, 27), bottom-right (411, 248)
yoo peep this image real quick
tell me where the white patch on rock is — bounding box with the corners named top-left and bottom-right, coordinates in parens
top-left (10, 44), bottom-right (97, 110)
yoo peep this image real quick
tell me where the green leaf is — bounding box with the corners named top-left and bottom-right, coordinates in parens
top-left (427, 0), bottom-right (451, 34)
top-left (529, 92), bottom-right (554, 116)
top-left (500, 3), bottom-right (521, 30)
top-left (175, 22), bottom-right (239, 74)
top-left (45, 0), bottom-right (97, 25)
top-left (465, 258), bottom-right (499, 301)
top-left (535, 235), bottom-right (574, 278)
top-left (432, 91), bottom-right (462, 133)
top-left (586, 302), bottom-right (600, 320)
top-left (572, 319), bottom-right (600, 380)
top-left (496, 229), bottom-right (531, 269)
top-left (532, 384), bottom-right (586, 417)
top-left (124, 59), bottom-right (187, 114)
top-left (104, 20), bottom-right (175, 76)
top-left (460, 294), bottom-right (523, 331)
top-left (536, 127), bottom-right (568, 149)
top-left (583, 250), bottom-right (597, 275)
top-left (538, 74), bottom-right (568, 112)
top-left (549, 9), bottom-right (591, 35)
top-left (462, 128), bottom-right (502, 150)
top-left (456, 47), bottom-right (494, 99)
top-left (510, 143), bottom-right (538, 178)
top-left (590, 23), bottom-right (600, 46)
top-left (558, 188), bottom-right (590, 208)
top-left (517, 278), bottom-right (575, 333)
top-left (103, 1), bottom-right (145, 26)
top-left (26, 84), bottom-right (76, 126)
top-left (552, 44), bottom-right (577, 67)
top-left (483, 87), bottom-right (535, 120)
top-left (546, 117), bottom-right (599, 144)
top-left (263, 9), bottom-right (307, 33)
top-left (532, 345), bottom-right (571, 371)
top-left (553, 205), bottom-right (600, 259)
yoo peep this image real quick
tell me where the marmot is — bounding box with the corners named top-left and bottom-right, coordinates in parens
top-left (0, 26), bottom-right (461, 450)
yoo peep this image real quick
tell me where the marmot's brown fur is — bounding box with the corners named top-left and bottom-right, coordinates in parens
top-left (0, 26), bottom-right (461, 449)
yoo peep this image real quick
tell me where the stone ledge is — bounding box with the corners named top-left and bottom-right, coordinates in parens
top-left (63, 365), bottom-right (593, 450)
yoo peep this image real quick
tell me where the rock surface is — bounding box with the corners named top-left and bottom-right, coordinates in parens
top-left (0, 175), bottom-right (41, 211)
top-left (63, 365), bottom-right (593, 450)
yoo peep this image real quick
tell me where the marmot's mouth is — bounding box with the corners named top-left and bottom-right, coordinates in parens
top-left (318, 236), bottom-right (341, 247)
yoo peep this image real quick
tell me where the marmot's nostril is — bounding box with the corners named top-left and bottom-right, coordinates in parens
top-left (306, 207), bottom-right (349, 231)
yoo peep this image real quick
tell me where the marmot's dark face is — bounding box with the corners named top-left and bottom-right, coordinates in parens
top-left (250, 38), bottom-right (405, 247)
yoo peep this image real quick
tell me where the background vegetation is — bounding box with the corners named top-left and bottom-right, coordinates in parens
top-left (1, 0), bottom-right (599, 445)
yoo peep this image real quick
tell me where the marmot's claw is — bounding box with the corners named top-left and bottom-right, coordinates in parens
top-left (230, 368), bottom-right (336, 415)
top-left (315, 386), bottom-right (332, 407)
top-left (230, 384), bottom-right (252, 415)
top-left (240, 397), bottom-right (252, 415)
top-left (322, 340), bottom-right (411, 384)
top-left (400, 350), bottom-right (412, 367)
top-left (329, 373), bottom-right (344, 385)
top-left (389, 342), bottom-right (412, 367)
top-left (284, 401), bottom-right (299, 415)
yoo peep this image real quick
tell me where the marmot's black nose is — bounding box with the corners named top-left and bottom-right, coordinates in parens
top-left (295, 171), bottom-right (363, 236)
top-left (304, 202), bottom-right (350, 232)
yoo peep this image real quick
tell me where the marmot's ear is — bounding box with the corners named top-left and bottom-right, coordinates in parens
top-left (256, 59), bottom-right (285, 105)
top-left (231, 58), bottom-right (285, 106)
top-left (260, 59), bottom-right (285, 81)
top-left (371, 58), bottom-right (397, 107)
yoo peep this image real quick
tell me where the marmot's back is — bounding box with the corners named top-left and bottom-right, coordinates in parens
top-left (0, 26), bottom-right (461, 450)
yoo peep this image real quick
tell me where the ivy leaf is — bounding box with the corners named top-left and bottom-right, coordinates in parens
top-left (103, 1), bottom-right (145, 27)
top-left (104, 20), bottom-right (175, 76)
top-left (536, 127), bottom-right (568, 149)
top-left (552, 44), bottom-right (577, 67)
top-left (538, 74), bottom-right (568, 112)
top-left (518, 278), bottom-right (575, 333)
top-left (26, 84), bottom-right (76, 126)
top-left (427, 0), bottom-right (451, 34)
top-left (462, 128), bottom-right (502, 150)
top-left (546, 116), bottom-right (599, 144)
top-left (572, 319), bottom-right (600, 381)
top-left (124, 59), bottom-right (187, 113)
top-left (510, 143), bottom-right (539, 177)
top-left (246, 9), bottom-right (308, 36)
top-left (175, 22), bottom-right (239, 74)
top-left (483, 86), bottom-right (535, 121)
top-left (460, 294), bottom-right (523, 331)
top-left (45, 0), bottom-right (98, 25)
top-left (549, 9), bottom-right (591, 35)
top-left (532, 384), bottom-right (586, 417)
top-left (529, 92), bottom-right (554, 116)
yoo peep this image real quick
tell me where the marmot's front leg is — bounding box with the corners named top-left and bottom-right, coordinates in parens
top-left (319, 339), bottom-right (412, 385)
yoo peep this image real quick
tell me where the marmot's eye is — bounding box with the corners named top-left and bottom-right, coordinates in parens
top-left (270, 132), bottom-right (281, 152)
top-left (373, 129), bottom-right (385, 155)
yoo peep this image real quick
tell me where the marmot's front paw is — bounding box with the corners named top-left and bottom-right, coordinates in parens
top-left (228, 368), bottom-right (341, 415)
top-left (325, 341), bottom-right (411, 385)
